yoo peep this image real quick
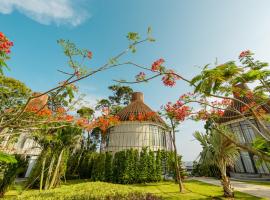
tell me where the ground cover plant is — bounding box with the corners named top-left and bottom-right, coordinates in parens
top-left (4, 180), bottom-right (264, 200)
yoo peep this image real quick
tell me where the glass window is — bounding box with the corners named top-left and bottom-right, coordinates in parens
top-left (240, 121), bottom-right (256, 143)
top-left (234, 156), bottom-right (245, 173)
top-left (240, 151), bottom-right (255, 173)
top-left (230, 123), bottom-right (246, 143)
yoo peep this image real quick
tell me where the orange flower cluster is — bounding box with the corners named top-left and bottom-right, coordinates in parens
top-left (91, 115), bottom-right (120, 133)
top-left (128, 112), bottom-right (156, 122)
top-left (26, 104), bottom-right (53, 117)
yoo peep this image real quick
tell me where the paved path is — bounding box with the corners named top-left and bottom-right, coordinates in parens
top-left (191, 177), bottom-right (270, 199)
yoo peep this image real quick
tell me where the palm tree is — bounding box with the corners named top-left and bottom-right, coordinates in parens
top-left (194, 128), bottom-right (239, 198)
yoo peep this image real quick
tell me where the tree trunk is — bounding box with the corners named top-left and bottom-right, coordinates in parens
top-left (221, 175), bottom-right (234, 198)
top-left (49, 149), bottom-right (64, 189)
top-left (39, 156), bottom-right (47, 191)
top-left (220, 166), bottom-right (234, 198)
top-left (170, 120), bottom-right (184, 193)
top-left (44, 155), bottom-right (55, 190)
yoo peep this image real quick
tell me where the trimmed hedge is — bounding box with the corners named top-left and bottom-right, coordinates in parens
top-left (71, 148), bottom-right (185, 184)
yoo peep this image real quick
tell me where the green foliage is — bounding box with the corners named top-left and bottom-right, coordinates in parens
top-left (127, 32), bottom-right (140, 42)
top-left (95, 84), bottom-right (133, 115)
top-left (191, 161), bottom-right (221, 178)
top-left (6, 180), bottom-right (260, 200)
top-left (138, 147), bottom-right (149, 183)
top-left (77, 106), bottom-right (94, 119)
top-left (165, 151), bottom-right (186, 180)
top-left (253, 137), bottom-right (270, 168)
top-left (78, 152), bottom-right (94, 179)
top-left (190, 62), bottom-right (242, 95)
top-left (104, 152), bottom-right (113, 182)
top-left (108, 85), bottom-right (133, 106)
top-left (91, 153), bottom-right (106, 181)
top-left (122, 149), bottom-right (136, 184)
top-left (155, 150), bottom-right (162, 182)
top-left (253, 137), bottom-right (270, 157)
top-left (194, 129), bottom-right (239, 171)
top-left (67, 149), bottom-right (183, 185)
top-left (0, 152), bottom-right (17, 164)
top-left (148, 150), bottom-right (156, 182)
top-left (0, 155), bottom-right (26, 197)
top-left (0, 76), bottom-right (31, 112)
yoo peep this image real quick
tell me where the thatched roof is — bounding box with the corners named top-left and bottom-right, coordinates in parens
top-left (218, 84), bottom-right (270, 123)
top-left (116, 92), bottom-right (166, 125)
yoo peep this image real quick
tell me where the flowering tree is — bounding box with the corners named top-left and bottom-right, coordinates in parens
top-left (162, 101), bottom-right (190, 192)
top-left (119, 52), bottom-right (270, 160)
top-left (116, 51), bottom-right (270, 197)
top-left (0, 29), bottom-right (158, 193)
top-left (0, 28), bottom-right (155, 136)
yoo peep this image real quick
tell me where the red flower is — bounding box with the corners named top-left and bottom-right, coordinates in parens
top-left (0, 33), bottom-right (13, 55)
top-left (165, 100), bottom-right (190, 121)
top-left (87, 51), bottom-right (93, 59)
top-left (151, 58), bottom-right (165, 72)
top-left (162, 70), bottom-right (180, 87)
top-left (239, 50), bottom-right (251, 58)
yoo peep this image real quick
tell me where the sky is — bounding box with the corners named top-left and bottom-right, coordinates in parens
top-left (1, 0), bottom-right (270, 161)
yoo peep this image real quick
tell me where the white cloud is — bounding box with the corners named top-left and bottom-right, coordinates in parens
top-left (0, 0), bottom-right (89, 26)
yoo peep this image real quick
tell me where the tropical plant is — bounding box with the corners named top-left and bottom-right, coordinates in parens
top-left (26, 125), bottom-right (83, 190)
top-left (194, 128), bottom-right (239, 198)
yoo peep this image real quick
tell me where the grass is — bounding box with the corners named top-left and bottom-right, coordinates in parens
top-left (4, 179), bottom-right (265, 200)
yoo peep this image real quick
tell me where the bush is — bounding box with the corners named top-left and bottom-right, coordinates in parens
top-left (91, 153), bottom-right (105, 181)
top-left (68, 149), bottom-right (184, 184)
top-left (155, 150), bottom-right (162, 181)
top-left (0, 154), bottom-right (27, 197)
top-left (104, 152), bottom-right (113, 182)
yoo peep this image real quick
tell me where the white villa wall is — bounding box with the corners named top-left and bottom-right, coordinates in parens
top-left (103, 121), bottom-right (172, 153)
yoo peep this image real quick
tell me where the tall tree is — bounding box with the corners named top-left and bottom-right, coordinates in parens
top-left (96, 84), bottom-right (133, 115)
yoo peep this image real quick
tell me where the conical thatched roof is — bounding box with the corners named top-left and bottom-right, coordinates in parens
top-left (218, 84), bottom-right (270, 123)
top-left (116, 92), bottom-right (166, 125)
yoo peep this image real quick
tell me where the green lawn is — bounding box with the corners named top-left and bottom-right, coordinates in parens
top-left (4, 180), bottom-right (265, 200)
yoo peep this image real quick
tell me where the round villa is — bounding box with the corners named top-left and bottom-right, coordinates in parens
top-left (102, 92), bottom-right (173, 153)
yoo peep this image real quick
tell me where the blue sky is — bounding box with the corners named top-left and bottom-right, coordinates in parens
top-left (1, 0), bottom-right (270, 161)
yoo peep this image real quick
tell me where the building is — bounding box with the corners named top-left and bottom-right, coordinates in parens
top-left (0, 93), bottom-right (47, 177)
top-left (218, 84), bottom-right (270, 179)
top-left (102, 92), bottom-right (173, 153)
top-left (1, 131), bottom-right (41, 177)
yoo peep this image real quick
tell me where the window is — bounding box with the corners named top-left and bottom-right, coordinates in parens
top-left (240, 121), bottom-right (256, 143)
top-left (230, 123), bottom-right (246, 143)
top-left (240, 151), bottom-right (255, 173)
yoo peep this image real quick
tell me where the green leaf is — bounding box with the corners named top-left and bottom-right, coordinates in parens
top-left (127, 32), bottom-right (140, 42)
top-left (0, 152), bottom-right (17, 164)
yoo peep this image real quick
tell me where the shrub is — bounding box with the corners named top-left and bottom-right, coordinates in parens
top-left (91, 153), bottom-right (105, 181)
top-left (138, 147), bottom-right (149, 183)
top-left (104, 152), bottom-right (113, 182)
top-left (0, 154), bottom-right (26, 197)
top-left (155, 150), bottom-right (162, 182)
top-left (70, 149), bottom-right (183, 184)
